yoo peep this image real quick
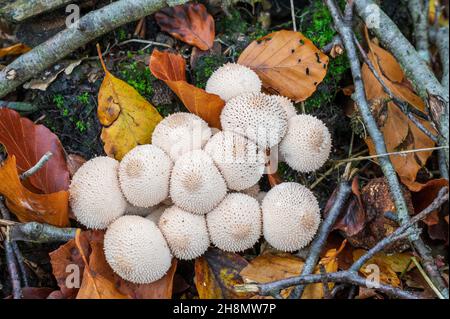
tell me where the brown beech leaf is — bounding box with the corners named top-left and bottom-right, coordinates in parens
top-left (0, 108), bottom-right (70, 193)
top-left (0, 156), bottom-right (69, 226)
top-left (0, 43), bottom-right (31, 58)
top-left (361, 32), bottom-right (436, 191)
top-left (150, 49), bottom-right (224, 128)
top-left (155, 3), bottom-right (215, 51)
top-left (237, 30), bottom-right (329, 102)
top-left (194, 247), bottom-right (252, 299)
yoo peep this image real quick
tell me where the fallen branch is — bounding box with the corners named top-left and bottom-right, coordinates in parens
top-left (0, 0), bottom-right (188, 98)
top-left (9, 222), bottom-right (77, 243)
top-left (20, 151), bottom-right (53, 181)
top-left (408, 0), bottom-right (431, 63)
top-left (4, 237), bottom-right (22, 299)
top-left (0, 101), bottom-right (38, 113)
top-left (0, 0), bottom-right (76, 22)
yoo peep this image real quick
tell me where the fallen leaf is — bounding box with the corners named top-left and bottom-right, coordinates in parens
top-left (238, 30), bottom-right (329, 102)
top-left (155, 3), bottom-right (215, 51)
top-left (0, 108), bottom-right (70, 193)
top-left (66, 154), bottom-right (86, 178)
top-left (150, 49), bottom-right (224, 128)
top-left (97, 46), bottom-right (162, 160)
top-left (240, 252), bottom-right (304, 298)
top-left (411, 178), bottom-right (449, 227)
top-left (194, 247), bottom-right (252, 299)
top-left (0, 156), bottom-right (69, 226)
top-left (353, 249), bottom-right (415, 287)
top-left (361, 31), bottom-right (436, 191)
top-left (0, 43), bottom-right (30, 58)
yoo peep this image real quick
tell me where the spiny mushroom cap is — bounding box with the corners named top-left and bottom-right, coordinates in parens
top-left (262, 182), bottom-right (320, 252)
top-left (69, 156), bottom-right (126, 229)
top-left (207, 193), bottom-right (261, 252)
top-left (205, 63), bottom-right (262, 101)
top-left (170, 150), bottom-right (227, 214)
top-left (146, 204), bottom-right (170, 224)
top-left (204, 131), bottom-right (265, 191)
top-left (159, 206), bottom-right (210, 260)
top-left (279, 114), bottom-right (332, 172)
top-left (104, 215), bottom-right (172, 284)
top-left (221, 92), bottom-right (288, 148)
top-left (118, 145), bottom-right (172, 208)
top-left (152, 112), bottom-right (212, 161)
top-left (272, 95), bottom-right (297, 119)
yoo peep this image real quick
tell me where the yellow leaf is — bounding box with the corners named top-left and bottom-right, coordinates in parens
top-left (97, 45), bottom-right (162, 160)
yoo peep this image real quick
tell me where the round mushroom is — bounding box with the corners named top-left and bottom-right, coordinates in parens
top-left (205, 63), bottom-right (262, 101)
top-left (152, 112), bottom-right (212, 161)
top-left (220, 92), bottom-right (288, 148)
top-left (118, 145), bottom-right (172, 208)
top-left (262, 182), bottom-right (320, 252)
top-left (207, 193), bottom-right (261, 252)
top-left (69, 156), bottom-right (127, 229)
top-left (159, 206), bottom-right (210, 260)
top-left (104, 215), bottom-right (172, 284)
top-left (204, 131), bottom-right (265, 191)
top-left (170, 150), bottom-right (227, 214)
top-left (272, 95), bottom-right (297, 119)
top-left (279, 114), bottom-right (332, 172)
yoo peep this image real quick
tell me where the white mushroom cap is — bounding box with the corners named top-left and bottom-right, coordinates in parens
top-left (170, 150), bottom-right (227, 214)
top-left (158, 206), bottom-right (210, 260)
top-left (207, 193), bottom-right (261, 252)
top-left (152, 112), bottom-right (212, 161)
top-left (104, 215), bottom-right (172, 284)
top-left (279, 114), bottom-right (332, 172)
top-left (118, 145), bottom-right (172, 208)
top-left (220, 92), bottom-right (288, 148)
top-left (205, 63), bottom-right (262, 101)
top-left (204, 131), bottom-right (265, 191)
top-left (272, 95), bottom-right (297, 119)
top-left (262, 182), bottom-right (320, 252)
top-left (69, 156), bottom-right (127, 229)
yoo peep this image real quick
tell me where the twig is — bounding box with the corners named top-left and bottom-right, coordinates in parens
top-left (9, 222), bottom-right (77, 243)
top-left (0, 0), bottom-right (75, 22)
top-left (319, 265), bottom-right (332, 299)
top-left (289, 181), bottom-right (352, 298)
top-left (408, 0), bottom-right (431, 63)
top-left (11, 241), bottom-right (30, 287)
top-left (411, 256), bottom-right (445, 299)
top-left (0, 0), bottom-right (188, 98)
top-left (0, 101), bottom-right (38, 113)
top-left (20, 151), bottom-right (53, 181)
top-left (116, 39), bottom-right (172, 50)
top-left (327, 0), bottom-right (449, 298)
top-left (4, 234), bottom-right (22, 299)
top-left (289, 0), bottom-right (297, 32)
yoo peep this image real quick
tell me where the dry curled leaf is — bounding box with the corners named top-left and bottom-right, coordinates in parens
top-left (0, 156), bottom-right (69, 226)
top-left (238, 30), bottom-right (329, 102)
top-left (97, 46), bottom-right (162, 160)
top-left (0, 43), bottom-right (30, 58)
top-left (150, 49), bottom-right (224, 128)
top-left (0, 108), bottom-right (70, 193)
top-left (155, 2), bottom-right (215, 50)
top-left (194, 247), bottom-right (252, 299)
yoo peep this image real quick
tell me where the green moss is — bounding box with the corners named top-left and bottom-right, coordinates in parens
top-left (75, 120), bottom-right (87, 133)
top-left (117, 28), bottom-right (127, 42)
top-left (77, 92), bottom-right (90, 105)
top-left (193, 54), bottom-right (227, 89)
top-left (52, 94), bottom-right (64, 109)
top-left (119, 58), bottom-right (155, 100)
top-left (217, 10), bottom-right (249, 35)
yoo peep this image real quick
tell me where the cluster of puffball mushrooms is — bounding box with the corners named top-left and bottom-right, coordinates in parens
top-left (69, 63), bottom-right (332, 284)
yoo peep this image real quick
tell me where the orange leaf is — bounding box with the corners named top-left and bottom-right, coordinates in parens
top-left (238, 30), bottom-right (329, 102)
top-left (0, 43), bottom-right (31, 58)
top-left (150, 49), bottom-right (224, 128)
top-left (155, 3), bottom-right (215, 51)
top-left (0, 108), bottom-right (70, 193)
top-left (0, 156), bottom-right (69, 226)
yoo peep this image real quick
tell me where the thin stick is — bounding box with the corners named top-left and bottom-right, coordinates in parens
top-left (117, 39), bottom-right (172, 48)
top-left (4, 234), bottom-right (22, 299)
top-left (411, 257), bottom-right (445, 299)
top-left (20, 152), bottom-right (53, 181)
top-left (290, 0), bottom-right (297, 32)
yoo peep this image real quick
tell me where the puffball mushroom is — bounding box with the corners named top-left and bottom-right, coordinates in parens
top-left (104, 215), bottom-right (172, 284)
top-left (221, 92), bottom-right (288, 148)
top-left (207, 193), bottom-right (261, 252)
top-left (262, 182), bottom-right (320, 252)
top-left (159, 206), bottom-right (210, 260)
top-left (69, 156), bottom-right (127, 229)
top-left (205, 63), bottom-right (262, 101)
top-left (272, 95), bottom-right (297, 120)
top-left (152, 112), bottom-right (212, 161)
top-left (118, 145), bottom-right (172, 208)
top-left (170, 150), bottom-right (227, 214)
top-left (204, 131), bottom-right (265, 191)
top-left (279, 114), bottom-right (332, 172)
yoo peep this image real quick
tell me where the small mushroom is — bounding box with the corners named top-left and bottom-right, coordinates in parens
top-left (159, 206), bottom-right (210, 260)
top-left (205, 63), bottom-right (262, 101)
top-left (152, 112), bottom-right (212, 161)
top-left (118, 145), bottom-right (173, 208)
top-left (170, 150), bottom-right (227, 214)
top-left (207, 193), bottom-right (261, 252)
top-left (104, 215), bottom-right (172, 284)
top-left (69, 156), bottom-right (127, 229)
top-left (204, 131), bottom-right (265, 191)
top-left (220, 92), bottom-right (288, 148)
top-left (262, 182), bottom-right (320, 252)
top-left (272, 95), bottom-right (297, 120)
top-left (279, 114), bottom-right (332, 172)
